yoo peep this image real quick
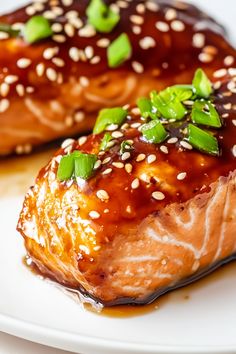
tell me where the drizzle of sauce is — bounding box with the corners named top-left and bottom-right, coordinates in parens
top-left (23, 255), bottom-right (236, 318)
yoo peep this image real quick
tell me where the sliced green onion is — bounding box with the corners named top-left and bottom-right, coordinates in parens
top-left (192, 68), bottom-right (212, 98)
top-left (107, 33), bottom-right (132, 68)
top-left (100, 133), bottom-right (112, 151)
top-left (86, 0), bottom-right (120, 33)
top-left (120, 140), bottom-right (133, 154)
top-left (150, 90), bottom-right (187, 120)
top-left (0, 23), bottom-right (19, 37)
top-left (74, 153), bottom-right (97, 180)
top-left (93, 107), bottom-right (127, 134)
top-left (187, 124), bottom-right (219, 156)
top-left (168, 85), bottom-right (193, 101)
top-left (137, 97), bottom-right (153, 118)
top-left (191, 100), bottom-right (222, 128)
top-left (23, 16), bottom-right (53, 44)
top-left (141, 120), bottom-right (168, 144)
top-left (57, 154), bottom-right (75, 181)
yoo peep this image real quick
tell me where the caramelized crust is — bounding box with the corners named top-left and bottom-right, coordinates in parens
top-left (17, 71), bottom-right (236, 304)
top-left (0, 0), bottom-right (235, 155)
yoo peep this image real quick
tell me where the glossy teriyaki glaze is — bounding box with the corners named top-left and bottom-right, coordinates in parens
top-left (0, 0), bottom-right (235, 154)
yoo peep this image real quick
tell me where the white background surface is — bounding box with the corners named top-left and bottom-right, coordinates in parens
top-left (0, 1), bottom-right (235, 354)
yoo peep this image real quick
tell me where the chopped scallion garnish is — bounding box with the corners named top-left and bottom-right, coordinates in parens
top-left (100, 133), bottom-right (112, 151)
top-left (150, 90), bottom-right (187, 120)
top-left (137, 97), bottom-right (153, 118)
top-left (23, 16), bottom-right (53, 44)
top-left (192, 68), bottom-right (212, 98)
top-left (168, 85), bottom-right (194, 101)
top-left (74, 153), bottom-right (97, 180)
top-left (107, 33), bottom-right (132, 68)
top-left (57, 151), bottom-right (97, 181)
top-left (191, 100), bottom-right (222, 128)
top-left (187, 124), bottom-right (219, 156)
top-left (120, 140), bottom-right (133, 154)
top-left (86, 0), bottom-right (120, 33)
top-left (141, 120), bottom-right (168, 144)
top-left (93, 107), bottom-right (127, 134)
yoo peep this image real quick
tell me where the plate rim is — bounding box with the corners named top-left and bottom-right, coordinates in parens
top-left (1, 313), bottom-right (236, 354)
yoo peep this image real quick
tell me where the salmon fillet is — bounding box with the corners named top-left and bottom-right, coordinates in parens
top-left (17, 70), bottom-right (236, 305)
top-left (0, 0), bottom-right (235, 155)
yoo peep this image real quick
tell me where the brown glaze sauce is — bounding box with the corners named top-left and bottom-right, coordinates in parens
top-left (23, 255), bottom-right (236, 317)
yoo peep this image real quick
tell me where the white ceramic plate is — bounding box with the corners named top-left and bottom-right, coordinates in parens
top-left (0, 1), bottom-right (236, 354)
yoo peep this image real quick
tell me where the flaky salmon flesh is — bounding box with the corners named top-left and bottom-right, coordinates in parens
top-left (17, 68), bottom-right (236, 305)
top-left (0, 0), bottom-right (235, 155)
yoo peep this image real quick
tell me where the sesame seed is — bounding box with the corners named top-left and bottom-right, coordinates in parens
top-left (171, 20), bottom-right (185, 32)
top-left (152, 191), bottom-right (165, 200)
top-left (52, 23), bottom-right (63, 33)
top-left (0, 83), bottom-right (10, 97)
top-left (46, 68), bottom-right (58, 81)
top-left (110, 3), bottom-right (120, 13)
top-left (61, 138), bottom-right (75, 149)
top-left (232, 120), bottom-right (236, 126)
top-left (177, 172), bottom-right (187, 180)
top-left (53, 35), bottom-right (66, 43)
top-left (96, 38), bottom-right (110, 48)
top-left (79, 24), bottom-right (96, 38)
top-left (106, 124), bottom-right (119, 131)
top-left (43, 47), bottom-right (59, 60)
top-left (131, 122), bottom-right (141, 128)
top-left (228, 68), bottom-right (236, 76)
top-left (223, 103), bottom-right (232, 110)
top-left (52, 7), bottom-right (64, 16)
top-left (64, 23), bottom-right (75, 37)
top-left (130, 14), bottom-right (144, 25)
top-left (84, 46), bottom-right (94, 59)
top-left (198, 52), bottom-right (213, 63)
top-left (102, 157), bottom-right (111, 164)
top-left (94, 160), bottom-right (102, 169)
top-left (213, 68), bottom-right (227, 78)
top-left (74, 111), bottom-right (85, 123)
top-left (17, 58), bottom-right (32, 69)
top-left (125, 163), bottom-right (133, 173)
top-left (147, 154), bottom-right (156, 164)
top-left (165, 8), bottom-right (177, 21)
top-left (69, 47), bottom-right (80, 62)
top-left (136, 3), bottom-right (145, 14)
top-left (131, 178), bottom-right (140, 189)
top-left (155, 21), bottom-right (169, 32)
top-left (65, 116), bottom-right (73, 127)
top-left (192, 33), bottom-right (205, 48)
top-left (111, 131), bottom-right (123, 138)
top-left (16, 84), bottom-right (25, 97)
top-left (146, 1), bottom-right (159, 12)
top-left (12, 22), bottom-right (24, 31)
top-left (102, 168), bottom-right (112, 175)
top-left (180, 140), bottom-right (193, 150)
top-left (52, 57), bottom-right (65, 67)
top-left (117, 0), bottom-right (129, 8)
top-left (15, 145), bottom-right (24, 154)
top-left (121, 152), bottom-right (131, 161)
top-left (213, 81), bottom-right (222, 90)
top-left (132, 61), bottom-right (144, 74)
top-left (161, 259), bottom-right (167, 265)
top-left (93, 245), bottom-right (101, 251)
top-left (65, 10), bottom-right (78, 19)
top-left (43, 10), bottom-right (57, 19)
top-left (107, 140), bottom-right (116, 148)
top-left (203, 45), bottom-right (217, 55)
top-left (0, 32), bottom-right (9, 40)
top-left (96, 190), bottom-right (109, 201)
top-left (36, 63), bottom-right (45, 77)
top-left (131, 107), bottom-right (140, 115)
top-left (79, 76), bottom-right (89, 87)
top-left (167, 137), bottom-right (178, 144)
top-left (26, 6), bottom-right (36, 16)
top-left (5, 75), bottom-right (18, 84)
top-left (112, 162), bottom-right (124, 168)
top-left (139, 36), bottom-right (156, 50)
top-left (0, 99), bottom-right (9, 112)
top-left (132, 25), bottom-right (142, 35)
top-left (160, 145), bottom-right (168, 154)
top-left (136, 153), bottom-right (146, 162)
top-left (62, 0), bottom-right (73, 5)
top-left (90, 56), bottom-right (101, 64)
top-left (89, 211), bottom-right (100, 219)
top-left (26, 86), bottom-right (34, 94)
top-left (78, 136), bottom-right (87, 146)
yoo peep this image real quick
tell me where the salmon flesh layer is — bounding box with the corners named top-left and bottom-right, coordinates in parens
top-left (0, 0), bottom-right (235, 155)
top-left (17, 68), bottom-right (236, 305)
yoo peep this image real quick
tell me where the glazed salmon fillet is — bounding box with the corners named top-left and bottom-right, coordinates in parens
top-left (0, 0), bottom-right (235, 155)
top-left (17, 67), bottom-right (236, 305)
